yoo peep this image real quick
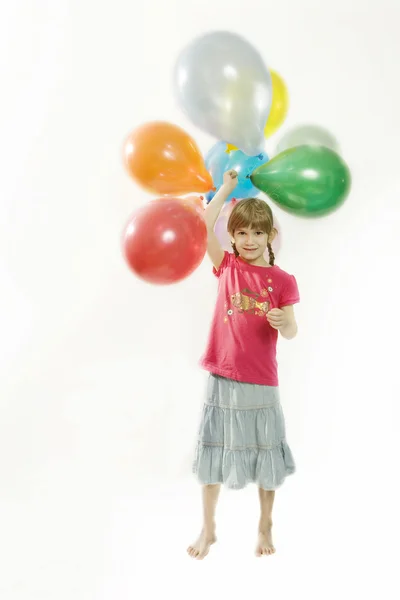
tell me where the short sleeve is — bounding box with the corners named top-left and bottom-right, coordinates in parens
top-left (213, 251), bottom-right (235, 278)
top-left (279, 274), bottom-right (300, 306)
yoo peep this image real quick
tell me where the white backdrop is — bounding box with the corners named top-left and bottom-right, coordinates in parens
top-left (1, 1), bottom-right (399, 599)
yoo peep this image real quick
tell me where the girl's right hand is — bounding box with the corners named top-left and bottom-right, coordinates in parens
top-left (222, 170), bottom-right (238, 193)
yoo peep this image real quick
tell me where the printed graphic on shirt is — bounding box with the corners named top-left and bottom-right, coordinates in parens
top-left (224, 286), bottom-right (273, 322)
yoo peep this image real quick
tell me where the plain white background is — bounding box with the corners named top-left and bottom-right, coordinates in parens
top-left (1, 1), bottom-right (399, 598)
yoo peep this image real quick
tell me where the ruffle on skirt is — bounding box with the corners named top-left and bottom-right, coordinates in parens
top-left (192, 374), bottom-right (296, 490)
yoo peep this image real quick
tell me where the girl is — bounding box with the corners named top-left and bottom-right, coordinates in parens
top-left (187, 170), bottom-right (300, 560)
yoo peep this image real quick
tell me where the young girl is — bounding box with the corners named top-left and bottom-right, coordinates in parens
top-left (187, 170), bottom-right (300, 560)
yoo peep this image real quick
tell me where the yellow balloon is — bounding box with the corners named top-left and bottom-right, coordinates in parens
top-left (264, 70), bottom-right (289, 138)
top-left (225, 143), bottom-right (238, 154)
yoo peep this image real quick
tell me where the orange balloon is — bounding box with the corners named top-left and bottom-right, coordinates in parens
top-left (123, 121), bottom-right (214, 195)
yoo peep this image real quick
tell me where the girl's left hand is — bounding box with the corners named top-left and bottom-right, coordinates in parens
top-left (266, 308), bottom-right (287, 330)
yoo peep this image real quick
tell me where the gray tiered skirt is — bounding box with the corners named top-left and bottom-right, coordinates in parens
top-left (192, 374), bottom-right (296, 490)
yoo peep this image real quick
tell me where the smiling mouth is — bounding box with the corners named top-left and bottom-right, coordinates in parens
top-left (243, 248), bottom-right (257, 251)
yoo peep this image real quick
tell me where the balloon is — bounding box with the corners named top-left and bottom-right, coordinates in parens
top-left (251, 145), bottom-right (351, 217)
top-left (276, 124), bottom-right (339, 155)
top-left (205, 142), bottom-right (230, 198)
top-left (264, 70), bottom-right (289, 138)
top-left (174, 31), bottom-right (272, 156)
top-left (122, 198), bottom-right (207, 285)
top-left (215, 199), bottom-right (282, 257)
top-left (218, 69), bottom-right (288, 152)
top-left (181, 194), bottom-right (205, 216)
top-left (123, 121), bottom-right (214, 195)
top-left (205, 142), bottom-right (268, 203)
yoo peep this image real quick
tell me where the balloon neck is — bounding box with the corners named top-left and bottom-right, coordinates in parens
top-left (196, 172), bottom-right (215, 192)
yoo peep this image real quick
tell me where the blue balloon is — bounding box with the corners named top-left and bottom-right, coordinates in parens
top-left (205, 142), bottom-right (268, 203)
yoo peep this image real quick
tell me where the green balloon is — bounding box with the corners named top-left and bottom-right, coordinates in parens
top-left (250, 145), bottom-right (351, 217)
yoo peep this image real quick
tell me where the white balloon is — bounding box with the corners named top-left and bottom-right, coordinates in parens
top-left (276, 124), bottom-right (340, 155)
top-left (174, 31), bottom-right (272, 156)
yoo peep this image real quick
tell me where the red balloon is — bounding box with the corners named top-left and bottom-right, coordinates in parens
top-left (122, 198), bottom-right (207, 285)
top-left (181, 194), bottom-right (205, 216)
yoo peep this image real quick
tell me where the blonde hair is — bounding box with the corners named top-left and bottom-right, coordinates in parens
top-left (227, 198), bottom-right (276, 266)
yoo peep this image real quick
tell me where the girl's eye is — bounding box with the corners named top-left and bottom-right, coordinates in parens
top-left (256, 232), bottom-right (263, 235)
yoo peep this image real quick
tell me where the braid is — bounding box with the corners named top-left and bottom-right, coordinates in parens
top-left (267, 242), bottom-right (275, 266)
top-left (231, 241), bottom-right (239, 257)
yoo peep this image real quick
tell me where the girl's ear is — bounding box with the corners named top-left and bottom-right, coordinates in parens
top-left (269, 227), bottom-right (278, 243)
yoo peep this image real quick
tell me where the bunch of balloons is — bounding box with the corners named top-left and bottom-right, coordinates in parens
top-left (121, 30), bottom-right (351, 285)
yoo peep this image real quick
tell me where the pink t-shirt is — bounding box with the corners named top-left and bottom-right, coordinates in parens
top-left (200, 251), bottom-right (300, 386)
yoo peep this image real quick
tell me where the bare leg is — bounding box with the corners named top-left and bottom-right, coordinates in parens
top-left (255, 488), bottom-right (276, 556)
top-left (187, 484), bottom-right (220, 560)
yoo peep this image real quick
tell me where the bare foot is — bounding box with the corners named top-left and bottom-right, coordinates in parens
top-left (187, 529), bottom-right (217, 560)
top-left (255, 527), bottom-right (276, 557)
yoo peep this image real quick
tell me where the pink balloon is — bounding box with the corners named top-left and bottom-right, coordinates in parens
top-left (214, 198), bottom-right (282, 259)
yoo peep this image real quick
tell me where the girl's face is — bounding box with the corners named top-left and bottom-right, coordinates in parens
top-left (232, 227), bottom-right (271, 262)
